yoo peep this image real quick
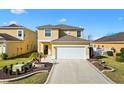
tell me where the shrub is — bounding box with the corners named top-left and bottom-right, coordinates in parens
top-left (107, 51), bottom-right (113, 56)
top-left (116, 53), bottom-right (121, 56)
top-left (30, 52), bottom-right (38, 59)
top-left (16, 69), bottom-right (20, 75)
top-left (24, 67), bottom-right (28, 73)
top-left (120, 48), bottom-right (124, 59)
top-left (2, 66), bottom-right (8, 74)
top-left (38, 52), bottom-right (43, 56)
top-left (0, 53), bottom-right (8, 60)
top-left (10, 64), bottom-right (13, 69)
top-left (8, 68), bottom-right (13, 75)
top-left (29, 63), bottom-right (32, 69)
top-left (111, 47), bottom-right (116, 53)
top-left (116, 56), bottom-right (124, 62)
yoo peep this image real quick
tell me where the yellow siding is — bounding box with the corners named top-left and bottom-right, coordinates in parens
top-left (38, 29), bottom-right (59, 40)
top-left (61, 30), bottom-right (77, 37)
top-left (0, 28), bottom-right (37, 58)
top-left (0, 28), bottom-right (18, 38)
top-left (93, 43), bottom-right (124, 53)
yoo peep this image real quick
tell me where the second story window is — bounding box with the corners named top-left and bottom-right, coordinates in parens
top-left (45, 29), bottom-right (51, 37)
top-left (77, 31), bottom-right (81, 37)
top-left (18, 31), bottom-right (23, 37)
top-left (17, 30), bottom-right (24, 40)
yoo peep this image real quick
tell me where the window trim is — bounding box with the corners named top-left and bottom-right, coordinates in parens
top-left (17, 29), bottom-right (24, 40)
top-left (44, 29), bottom-right (51, 37)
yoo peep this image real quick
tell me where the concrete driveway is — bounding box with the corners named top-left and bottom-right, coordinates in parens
top-left (47, 59), bottom-right (113, 84)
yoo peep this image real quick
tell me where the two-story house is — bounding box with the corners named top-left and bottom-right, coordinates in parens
top-left (37, 24), bottom-right (89, 59)
top-left (0, 24), bottom-right (37, 58)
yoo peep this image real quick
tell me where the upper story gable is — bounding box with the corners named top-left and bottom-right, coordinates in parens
top-left (0, 24), bottom-right (35, 41)
top-left (37, 24), bottom-right (84, 41)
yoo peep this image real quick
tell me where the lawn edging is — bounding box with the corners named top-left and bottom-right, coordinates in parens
top-left (87, 60), bottom-right (115, 84)
top-left (101, 66), bottom-right (115, 73)
top-left (0, 70), bottom-right (48, 82)
top-left (44, 62), bottom-right (56, 84)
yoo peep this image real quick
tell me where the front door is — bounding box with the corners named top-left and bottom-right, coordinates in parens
top-left (44, 45), bottom-right (48, 55)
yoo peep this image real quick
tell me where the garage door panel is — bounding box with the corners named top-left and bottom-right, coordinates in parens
top-left (56, 47), bottom-right (86, 59)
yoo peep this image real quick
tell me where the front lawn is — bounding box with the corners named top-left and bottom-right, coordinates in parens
top-left (102, 56), bottom-right (124, 83)
top-left (1, 72), bottom-right (48, 84)
top-left (0, 58), bottom-right (31, 68)
top-left (0, 52), bottom-right (36, 68)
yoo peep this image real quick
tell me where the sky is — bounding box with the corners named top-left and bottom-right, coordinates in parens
top-left (0, 9), bottom-right (124, 40)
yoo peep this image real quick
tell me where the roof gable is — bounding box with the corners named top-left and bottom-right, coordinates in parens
top-left (0, 33), bottom-right (21, 41)
top-left (37, 24), bottom-right (83, 30)
top-left (94, 32), bottom-right (124, 43)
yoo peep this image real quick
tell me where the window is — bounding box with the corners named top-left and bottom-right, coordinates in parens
top-left (77, 31), bottom-right (81, 37)
top-left (45, 29), bottom-right (51, 37)
top-left (97, 45), bottom-right (100, 49)
top-left (17, 30), bottom-right (24, 40)
top-left (18, 31), bottom-right (23, 37)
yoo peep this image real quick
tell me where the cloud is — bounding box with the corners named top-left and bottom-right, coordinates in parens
top-left (10, 9), bottom-right (27, 15)
top-left (3, 22), bottom-right (7, 25)
top-left (59, 18), bottom-right (67, 22)
top-left (118, 17), bottom-right (123, 21)
top-left (9, 21), bottom-right (17, 24)
top-left (3, 21), bottom-right (17, 25)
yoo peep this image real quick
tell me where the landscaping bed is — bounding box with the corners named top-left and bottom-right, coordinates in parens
top-left (0, 62), bottom-right (53, 80)
top-left (88, 59), bottom-right (113, 71)
top-left (102, 56), bottom-right (124, 83)
top-left (0, 52), bottom-right (54, 84)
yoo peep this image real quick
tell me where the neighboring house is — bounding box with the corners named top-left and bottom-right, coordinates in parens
top-left (93, 32), bottom-right (124, 53)
top-left (37, 24), bottom-right (89, 59)
top-left (0, 24), bottom-right (37, 58)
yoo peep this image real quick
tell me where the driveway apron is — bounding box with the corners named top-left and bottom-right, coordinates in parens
top-left (48, 59), bottom-right (113, 84)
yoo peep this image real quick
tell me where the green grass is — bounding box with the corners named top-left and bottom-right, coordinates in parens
top-left (102, 56), bottom-right (124, 83)
top-left (5, 72), bottom-right (48, 84)
top-left (0, 58), bottom-right (31, 68)
top-left (0, 52), bottom-right (37, 68)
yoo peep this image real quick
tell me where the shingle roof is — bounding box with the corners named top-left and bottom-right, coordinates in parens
top-left (51, 35), bottom-right (88, 43)
top-left (0, 24), bottom-right (24, 28)
top-left (0, 33), bottom-right (21, 41)
top-left (37, 24), bottom-right (83, 30)
top-left (94, 32), bottom-right (124, 43)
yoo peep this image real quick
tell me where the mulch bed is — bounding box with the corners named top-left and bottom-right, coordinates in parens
top-left (88, 59), bottom-right (111, 71)
top-left (0, 61), bottom-right (53, 79)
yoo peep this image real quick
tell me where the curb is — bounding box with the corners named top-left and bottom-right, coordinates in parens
top-left (0, 70), bottom-right (48, 82)
top-left (44, 61), bottom-right (56, 84)
top-left (87, 60), bottom-right (115, 84)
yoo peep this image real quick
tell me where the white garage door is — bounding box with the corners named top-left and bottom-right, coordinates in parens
top-left (56, 47), bottom-right (86, 59)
